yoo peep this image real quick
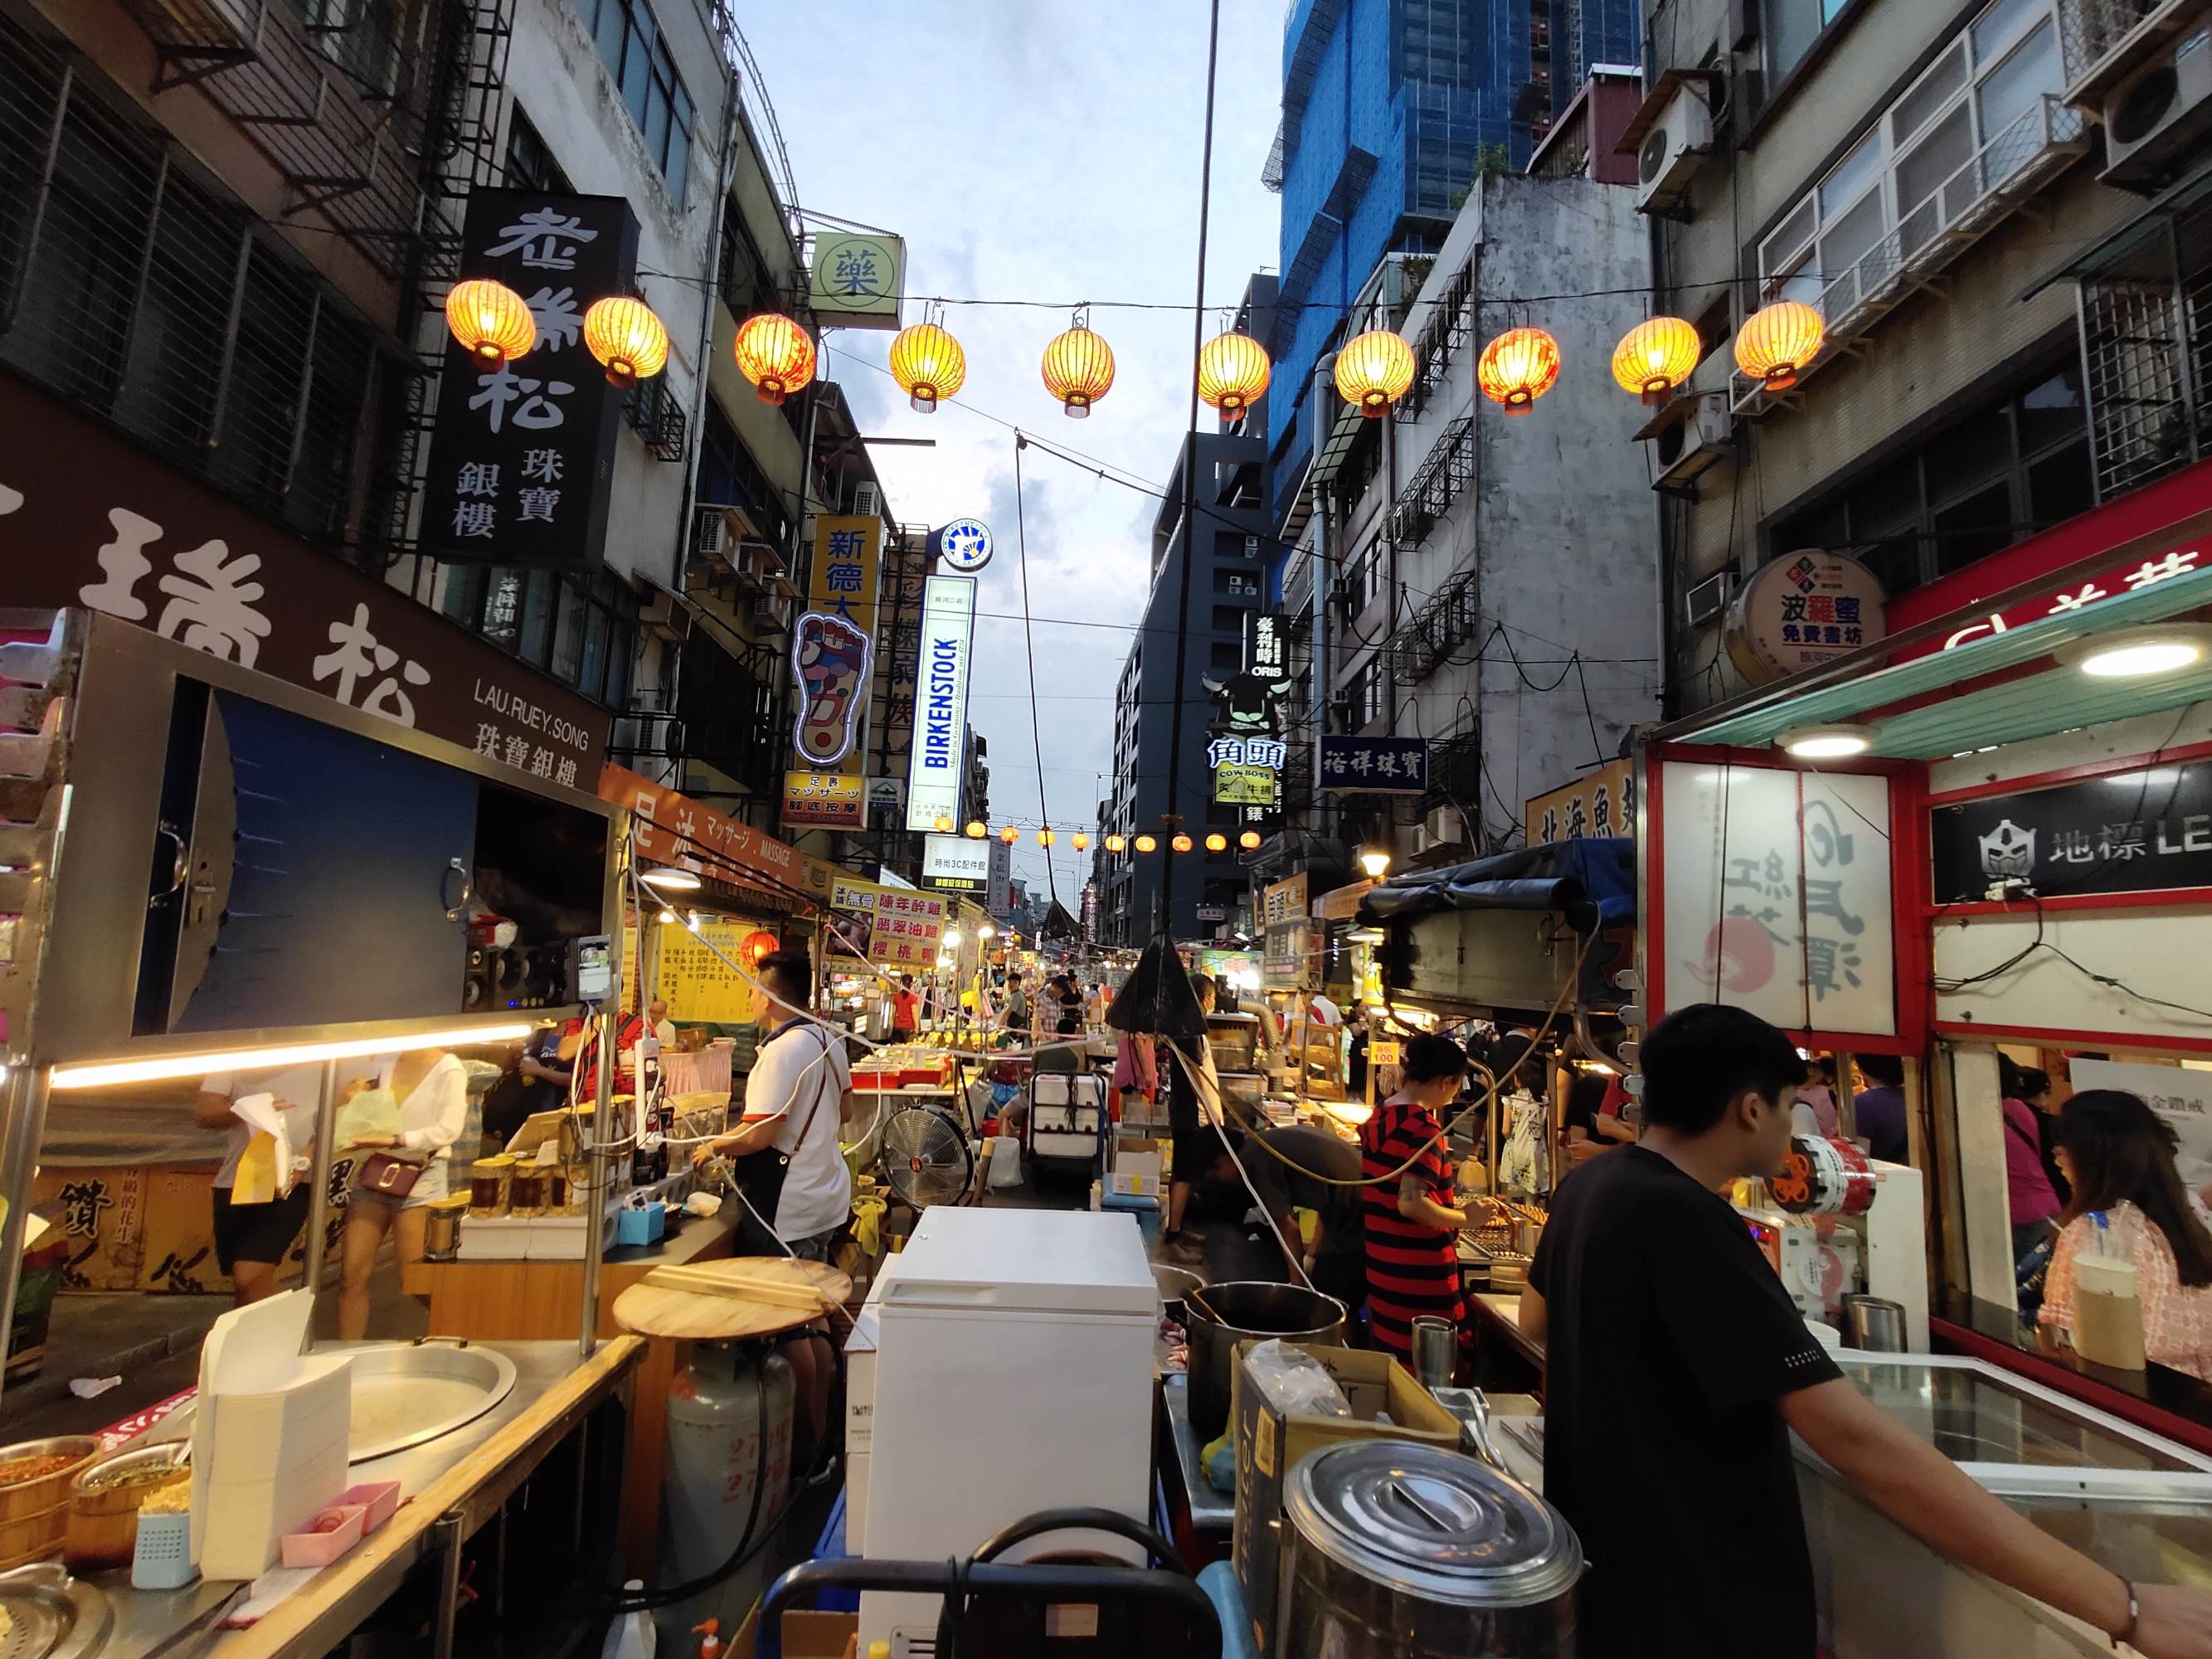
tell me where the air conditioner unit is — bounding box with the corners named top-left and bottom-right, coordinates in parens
top-left (853, 482), bottom-right (882, 518)
top-left (1650, 392), bottom-right (1732, 489)
top-left (1418, 805), bottom-right (1471, 855)
top-left (1636, 82), bottom-right (1715, 214)
top-left (750, 591), bottom-right (792, 635)
top-left (1683, 570), bottom-right (1737, 628)
top-left (694, 504), bottom-right (754, 557)
top-left (2101, 20), bottom-right (2212, 187)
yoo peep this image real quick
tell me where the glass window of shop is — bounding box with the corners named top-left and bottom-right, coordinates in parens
top-left (572, 0), bottom-right (693, 201)
top-left (442, 566), bottom-right (639, 710)
top-left (1767, 362), bottom-right (2093, 599)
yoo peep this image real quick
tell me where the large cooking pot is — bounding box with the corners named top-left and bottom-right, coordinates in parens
top-left (1182, 1280), bottom-right (1346, 1440)
top-left (1281, 1440), bottom-right (1582, 1658)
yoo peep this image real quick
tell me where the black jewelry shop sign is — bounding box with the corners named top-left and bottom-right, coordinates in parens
top-left (1930, 761), bottom-right (2212, 904)
top-left (422, 189), bottom-right (641, 572)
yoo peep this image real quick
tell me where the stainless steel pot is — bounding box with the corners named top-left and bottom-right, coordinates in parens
top-left (1182, 1280), bottom-right (1347, 1440)
top-left (1281, 1439), bottom-right (1582, 1658)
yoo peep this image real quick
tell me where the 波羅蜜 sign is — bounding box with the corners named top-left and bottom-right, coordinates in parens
top-left (1723, 548), bottom-right (1887, 685)
top-left (905, 576), bottom-right (977, 830)
top-left (422, 189), bottom-right (640, 573)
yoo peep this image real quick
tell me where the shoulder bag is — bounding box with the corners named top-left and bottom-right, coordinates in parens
top-left (731, 1023), bottom-right (836, 1233)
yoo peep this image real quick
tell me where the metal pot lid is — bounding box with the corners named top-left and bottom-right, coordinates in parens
top-left (1286, 1440), bottom-right (1583, 1606)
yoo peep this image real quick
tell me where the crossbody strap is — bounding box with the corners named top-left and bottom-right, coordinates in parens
top-left (771, 1023), bottom-right (836, 1160)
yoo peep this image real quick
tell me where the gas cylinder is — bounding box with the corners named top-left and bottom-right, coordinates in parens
top-left (655, 1340), bottom-right (795, 1647)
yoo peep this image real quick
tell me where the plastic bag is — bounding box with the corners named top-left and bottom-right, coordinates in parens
top-left (1242, 1337), bottom-right (1353, 1418)
top-left (1201, 1431), bottom-right (1237, 1493)
top-left (334, 1086), bottom-right (402, 1151)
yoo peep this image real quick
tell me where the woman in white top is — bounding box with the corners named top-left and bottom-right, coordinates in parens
top-left (338, 1048), bottom-right (468, 1339)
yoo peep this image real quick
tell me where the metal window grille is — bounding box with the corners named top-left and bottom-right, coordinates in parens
top-left (1387, 416), bottom-right (1476, 551)
top-left (2078, 197), bottom-right (2212, 502)
top-left (0, 16), bottom-right (380, 542)
top-left (625, 377), bottom-right (688, 463)
top-left (1401, 265), bottom-right (1473, 418)
top-left (1393, 564), bottom-right (1481, 684)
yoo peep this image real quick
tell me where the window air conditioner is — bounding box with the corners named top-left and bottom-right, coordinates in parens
top-left (638, 588), bottom-right (691, 642)
top-left (853, 482), bottom-right (882, 518)
top-left (2101, 21), bottom-right (2212, 188)
top-left (695, 505), bottom-right (748, 556)
top-left (1683, 570), bottom-right (1737, 629)
top-left (1418, 805), bottom-right (1470, 855)
top-left (1636, 82), bottom-right (1714, 214)
top-left (1650, 392), bottom-right (1732, 489)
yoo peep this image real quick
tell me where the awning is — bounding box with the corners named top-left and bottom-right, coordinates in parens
top-left (1666, 563), bottom-right (2212, 757)
top-left (1312, 879), bottom-right (1373, 921)
top-left (1359, 837), bottom-right (1636, 929)
top-left (2020, 160), bottom-right (2212, 299)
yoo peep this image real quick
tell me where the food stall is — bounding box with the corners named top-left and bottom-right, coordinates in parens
top-left (1632, 472), bottom-right (2212, 1643)
top-left (0, 609), bottom-right (660, 1653)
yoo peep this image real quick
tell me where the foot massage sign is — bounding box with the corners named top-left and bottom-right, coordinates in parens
top-left (786, 514), bottom-right (882, 827)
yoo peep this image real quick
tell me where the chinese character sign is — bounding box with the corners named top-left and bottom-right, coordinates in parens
top-left (867, 889), bottom-right (946, 966)
top-left (1316, 735), bottom-right (1430, 795)
top-left (1928, 761), bottom-right (2212, 903)
top-left (808, 231), bottom-right (905, 328)
top-left (794, 515), bottom-right (883, 772)
top-left (423, 190), bottom-right (640, 572)
top-left (1722, 550), bottom-right (1888, 685)
top-left (4, 373), bottom-right (610, 782)
top-left (1657, 760), bottom-right (1897, 1038)
top-left (1526, 759), bottom-right (1635, 844)
top-left (782, 768), bottom-right (865, 829)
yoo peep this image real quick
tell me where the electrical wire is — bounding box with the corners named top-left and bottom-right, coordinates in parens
top-left (1012, 435), bottom-right (1060, 916)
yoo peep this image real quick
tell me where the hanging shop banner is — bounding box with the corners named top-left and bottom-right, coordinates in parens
top-left (865, 776), bottom-right (907, 815)
top-left (0, 375), bottom-right (611, 785)
top-left (656, 916), bottom-right (764, 1024)
top-left (1722, 549), bottom-right (1887, 685)
top-left (1317, 735), bottom-right (1430, 794)
top-left (1263, 873), bottom-right (1310, 927)
top-left (922, 834), bottom-right (990, 892)
top-left (808, 231), bottom-right (905, 329)
top-left (793, 514), bottom-right (882, 771)
top-left (905, 575), bottom-right (978, 830)
top-left (421, 189), bottom-right (639, 572)
top-left (1657, 761), bottom-right (1897, 1037)
top-left (830, 875), bottom-right (881, 914)
top-left (988, 838), bottom-right (1014, 916)
top-left (2073, 1058), bottom-right (2212, 1194)
top-left (1929, 761), bottom-right (2212, 904)
top-left (868, 888), bottom-right (947, 968)
top-left (1527, 759), bottom-right (1635, 844)
top-left (599, 763), bottom-right (806, 895)
top-left (1210, 735), bottom-right (1286, 806)
top-left (782, 767), bottom-right (865, 829)
top-left (936, 518), bottom-right (993, 574)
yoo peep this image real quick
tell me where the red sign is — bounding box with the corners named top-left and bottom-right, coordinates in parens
top-left (1889, 542), bottom-right (2205, 662)
top-left (598, 763), bottom-right (807, 895)
top-left (0, 373), bottom-right (611, 783)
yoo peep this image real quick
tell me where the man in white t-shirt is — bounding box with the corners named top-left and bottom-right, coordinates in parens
top-left (193, 1063), bottom-right (323, 1305)
top-left (693, 948), bottom-right (853, 1463)
top-left (1305, 989), bottom-right (1344, 1026)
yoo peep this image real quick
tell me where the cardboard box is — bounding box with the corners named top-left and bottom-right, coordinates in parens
top-left (730, 1607), bottom-right (855, 1659)
top-left (1109, 1136), bottom-right (1162, 1198)
top-left (1230, 1342), bottom-right (1461, 1656)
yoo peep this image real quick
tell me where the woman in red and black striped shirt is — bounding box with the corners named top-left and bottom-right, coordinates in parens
top-left (1361, 1034), bottom-right (1480, 1368)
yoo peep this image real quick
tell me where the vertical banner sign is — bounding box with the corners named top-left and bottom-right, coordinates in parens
top-left (787, 514), bottom-right (882, 830)
top-left (868, 889), bottom-right (946, 967)
top-left (423, 189), bottom-right (640, 572)
top-left (905, 575), bottom-right (978, 830)
top-left (1657, 761), bottom-right (1897, 1038)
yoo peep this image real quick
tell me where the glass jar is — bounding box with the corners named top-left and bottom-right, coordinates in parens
top-left (509, 1166), bottom-right (547, 1217)
top-left (469, 1155), bottom-right (516, 1218)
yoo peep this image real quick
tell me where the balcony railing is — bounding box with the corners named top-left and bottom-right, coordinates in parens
top-left (1733, 95), bottom-right (2088, 418)
top-left (1387, 416), bottom-right (1475, 552)
top-left (2059, 0), bottom-right (2199, 108)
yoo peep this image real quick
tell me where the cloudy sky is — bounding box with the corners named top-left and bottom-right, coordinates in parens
top-left (744, 0), bottom-right (1284, 908)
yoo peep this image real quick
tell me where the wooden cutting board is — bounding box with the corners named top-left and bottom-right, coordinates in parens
top-left (611, 1257), bottom-right (852, 1341)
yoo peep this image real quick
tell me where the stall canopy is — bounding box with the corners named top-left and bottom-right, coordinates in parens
top-left (1359, 838), bottom-right (1636, 929)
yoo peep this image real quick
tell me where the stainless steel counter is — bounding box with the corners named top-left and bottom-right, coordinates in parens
top-left (88, 1336), bottom-right (640, 1658)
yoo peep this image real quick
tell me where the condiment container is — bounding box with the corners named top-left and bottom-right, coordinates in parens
top-left (64, 1444), bottom-right (190, 1571)
top-left (422, 1194), bottom-right (469, 1261)
top-left (469, 1154), bottom-right (517, 1217)
top-left (509, 1166), bottom-right (547, 1218)
top-left (0, 1435), bottom-right (98, 1565)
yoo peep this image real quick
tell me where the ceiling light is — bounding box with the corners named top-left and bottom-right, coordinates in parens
top-left (640, 867), bottom-right (701, 891)
top-left (1779, 724), bottom-right (1874, 759)
top-left (53, 1022), bottom-right (538, 1090)
top-left (2064, 625), bottom-right (2212, 679)
top-left (2107, 768), bottom-right (2180, 786)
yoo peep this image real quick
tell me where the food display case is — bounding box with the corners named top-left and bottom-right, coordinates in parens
top-left (1802, 1353), bottom-right (2212, 1657)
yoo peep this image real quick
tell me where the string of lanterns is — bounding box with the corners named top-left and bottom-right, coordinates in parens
top-left (445, 278), bottom-right (673, 388)
top-left (727, 294), bottom-right (1827, 421)
top-left (953, 820), bottom-right (1266, 856)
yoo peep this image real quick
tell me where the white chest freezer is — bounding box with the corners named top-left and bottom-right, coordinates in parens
top-left (860, 1207), bottom-right (1159, 1652)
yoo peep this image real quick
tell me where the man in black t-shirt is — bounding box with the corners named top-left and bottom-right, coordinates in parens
top-left (1526, 1003), bottom-right (2212, 1659)
top-left (1209, 1126), bottom-right (1366, 1311)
